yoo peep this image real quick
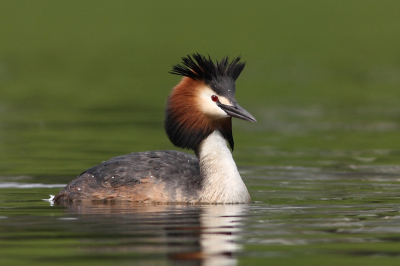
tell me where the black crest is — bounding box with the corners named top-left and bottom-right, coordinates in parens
top-left (170, 53), bottom-right (246, 97)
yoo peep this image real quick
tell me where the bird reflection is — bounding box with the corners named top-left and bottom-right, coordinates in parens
top-left (57, 202), bottom-right (248, 266)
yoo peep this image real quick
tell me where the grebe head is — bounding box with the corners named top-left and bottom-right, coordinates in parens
top-left (165, 53), bottom-right (256, 151)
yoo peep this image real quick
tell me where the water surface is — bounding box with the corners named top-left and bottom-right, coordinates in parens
top-left (2, 164), bottom-right (400, 266)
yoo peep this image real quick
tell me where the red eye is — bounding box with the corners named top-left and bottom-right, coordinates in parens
top-left (211, 95), bottom-right (218, 102)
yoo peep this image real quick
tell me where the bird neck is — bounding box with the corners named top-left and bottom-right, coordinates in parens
top-left (195, 130), bottom-right (251, 203)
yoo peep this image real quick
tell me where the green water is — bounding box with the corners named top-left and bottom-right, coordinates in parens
top-left (1, 1), bottom-right (400, 265)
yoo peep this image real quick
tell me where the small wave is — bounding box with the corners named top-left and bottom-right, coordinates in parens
top-left (43, 195), bottom-right (55, 206)
top-left (0, 182), bottom-right (66, 188)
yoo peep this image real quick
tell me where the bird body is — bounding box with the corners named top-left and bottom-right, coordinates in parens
top-left (54, 54), bottom-right (256, 204)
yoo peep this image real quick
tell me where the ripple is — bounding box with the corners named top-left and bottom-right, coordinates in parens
top-left (0, 182), bottom-right (65, 188)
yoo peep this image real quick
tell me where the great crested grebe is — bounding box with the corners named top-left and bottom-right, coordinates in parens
top-left (54, 53), bottom-right (256, 204)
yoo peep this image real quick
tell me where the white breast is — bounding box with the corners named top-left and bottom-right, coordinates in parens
top-left (197, 130), bottom-right (251, 203)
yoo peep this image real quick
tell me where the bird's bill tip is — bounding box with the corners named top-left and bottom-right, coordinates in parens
top-left (218, 102), bottom-right (257, 122)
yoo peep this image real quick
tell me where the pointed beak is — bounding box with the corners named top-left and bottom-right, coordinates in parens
top-left (217, 101), bottom-right (257, 122)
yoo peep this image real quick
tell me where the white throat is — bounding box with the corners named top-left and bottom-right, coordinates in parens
top-left (197, 130), bottom-right (251, 203)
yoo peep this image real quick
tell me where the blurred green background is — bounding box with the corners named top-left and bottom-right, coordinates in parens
top-left (1, 0), bottom-right (400, 176)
